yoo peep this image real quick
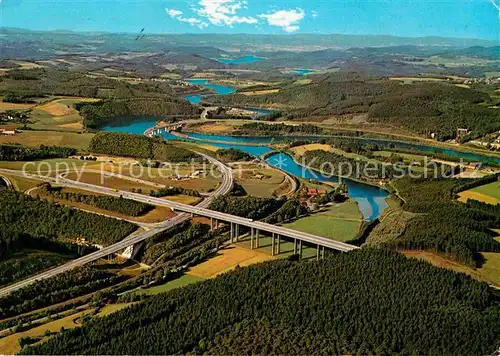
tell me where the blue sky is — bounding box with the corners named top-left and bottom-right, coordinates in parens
top-left (1, 0), bottom-right (499, 40)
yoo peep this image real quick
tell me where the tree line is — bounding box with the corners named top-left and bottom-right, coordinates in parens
top-left (38, 183), bottom-right (153, 217)
top-left (88, 132), bottom-right (199, 163)
top-left (150, 186), bottom-right (200, 198)
top-left (0, 144), bottom-right (77, 161)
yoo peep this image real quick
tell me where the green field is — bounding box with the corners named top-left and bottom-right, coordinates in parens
top-left (283, 199), bottom-right (362, 242)
top-left (469, 181), bottom-right (500, 201)
top-left (136, 274), bottom-right (206, 295)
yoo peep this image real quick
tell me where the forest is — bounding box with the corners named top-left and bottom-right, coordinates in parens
top-left (0, 190), bottom-right (136, 251)
top-left (0, 266), bottom-right (124, 318)
top-left (209, 195), bottom-right (287, 220)
top-left (88, 132), bottom-right (199, 162)
top-left (37, 183), bottom-right (153, 217)
top-left (22, 248), bottom-right (500, 355)
top-left (0, 144), bottom-right (77, 161)
top-left (384, 175), bottom-right (500, 265)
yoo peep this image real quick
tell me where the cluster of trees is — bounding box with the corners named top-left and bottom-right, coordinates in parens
top-left (0, 266), bottom-right (124, 318)
top-left (140, 222), bottom-right (212, 265)
top-left (150, 186), bottom-right (200, 198)
top-left (237, 122), bottom-right (324, 136)
top-left (386, 176), bottom-right (500, 265)
top-left (0, 251), bottom-right (69, 287)
top-left (0, 144), bottom-right (77, 161)
top-left (0, 190), bottom-right (136, 249)
top-left (37, 183), bottom-right (153, 217)
top-left (23, 248), bottom-right (500, 355)
top-left (209, 195), bottom-right (286, 220)
top-left (76, 98), bottom-right (198, 129)
top-left (263, 199), bottom-right (308, 224)
top-left (88, 132), bottom-right (198, 163)
top-left (215, 148), bottom-right (252, 162)
top-left (2, 93), bottom-right (37, 103)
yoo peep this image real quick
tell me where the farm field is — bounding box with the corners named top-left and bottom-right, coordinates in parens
top-left (0, 158), bottom-right (87, 172)
top-left (457, 181), bottom-right (500, 204)
top-left (0, 130), bottom-right (94, 150)
top-left (283, 199), bottom-right (363, 242)
top-left (188, 245), bottom-right (275, 278)
top-left (0, 101), bottom-right (36, 111)
top-left (240, 89), bottom-right (280, 96)
top-left (28, 97), bottom-right (100, 131)
top-left (290, 143), bottom-right (333, 156)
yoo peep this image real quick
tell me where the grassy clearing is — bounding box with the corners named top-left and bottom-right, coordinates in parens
top-left (64, 171), bottom-right (155, 193)
top-left (136, 274), bottom-right (206, 296)
top-left (283, 200), bottom-right (362, 242)
top-left (96, 303), bottom-right (135, 318)
top-left (402, 250), bottom-right (500, 288)
top-left (188, 245), bottom-right (275, 278)
top-left (0, 130), bottom-right (94, 150)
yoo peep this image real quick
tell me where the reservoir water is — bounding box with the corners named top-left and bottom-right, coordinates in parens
top-left (216, 55), bottom-right (264, 65)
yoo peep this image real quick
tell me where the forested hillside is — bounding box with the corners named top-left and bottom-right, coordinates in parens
top-left (213, 74), bottom-right (497, 141)
top-left (88, 132), bottom-right (199, 162)
top-left (77, 98), bottom-right (198, 129)
top-left (381, 175), bottom-right (500, 265)
top-left (22, 249), bottom-right (500, 355)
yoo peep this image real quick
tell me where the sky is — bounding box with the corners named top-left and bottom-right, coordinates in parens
top-left (1, 0), bottom-right (499, 40)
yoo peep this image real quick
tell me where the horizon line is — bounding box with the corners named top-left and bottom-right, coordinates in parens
top-left (1, 27), bottom-right (497, 43)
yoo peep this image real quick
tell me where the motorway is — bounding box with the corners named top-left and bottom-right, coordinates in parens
top-left (0, 152), bottom-right (357, 297)
top-left (0, 153), bottom-right (233, 297)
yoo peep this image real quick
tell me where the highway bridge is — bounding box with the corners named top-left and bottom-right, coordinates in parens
top-left (0, 155), bottom-right (357, 297)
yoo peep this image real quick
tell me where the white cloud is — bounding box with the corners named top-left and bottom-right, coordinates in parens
top-left (166, 8), bottom-right (209, 29)
top-left (166, 9), bottom-right (184, 18)
top-left (311, 10), bottom-right (319, 18)
top-left (194, 0), bottom-right (258, 26)
top-left (259, 8), bottom-right (305, 32)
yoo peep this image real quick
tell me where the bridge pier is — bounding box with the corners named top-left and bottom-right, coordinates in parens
top-left (271, 233), bottom-right (275, 256)
top-left (299, 240), bottom-right (303, 259)
top-left (294, 238), bottom-right (297, 255)
top-left (321, 246), bottom-right (325, 260)
top-left (316, 244), bottom-right (320, 260)
top-left (230, 223), bottom-right (234, 242)
top-left (256, 229), bottom-right (260, 248)
top-left (276, 235), bottom-right (281, 255)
